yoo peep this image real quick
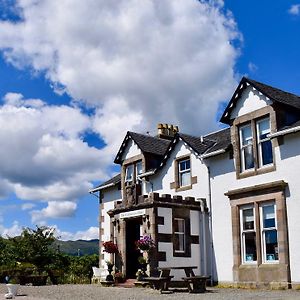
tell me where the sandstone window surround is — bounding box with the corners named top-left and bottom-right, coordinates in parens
top-left (226, 181), bottom-right (290, 285)
top-left (240, 201), bottom-right (278, 265)
top-left (231, 107), bottom-right (277, 179)
top-left (170, 155), bottom-right (197, 191)
top-left (124, 160), bottom-right (143, 186)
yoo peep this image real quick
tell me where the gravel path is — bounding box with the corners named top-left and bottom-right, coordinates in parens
top-left (1, 284), bottom-right (300, 300)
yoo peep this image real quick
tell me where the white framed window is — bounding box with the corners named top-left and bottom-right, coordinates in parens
top-left (238, 116), bottom-right (273, 173)
top-left (178, 159), bottom-right (191, 187)
top-left (256, 118), bottom-right (273, 167)
top-left (125, 164), bottom-right (134, 183)
top-left (260, 202), bottom-right (278, 263)
top-left (239, 124), bottom-right (254, 171)
top-left (174, 218), bottom-right (185, 253)
top-left (240, 206), bottom-right (257, 263)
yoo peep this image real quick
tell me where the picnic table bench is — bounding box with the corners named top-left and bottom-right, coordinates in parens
top-left (147, 266), bottom-right (209, 293)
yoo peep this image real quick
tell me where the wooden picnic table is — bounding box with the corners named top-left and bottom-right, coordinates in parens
top-left (154, 266), bottom-right (209, 293)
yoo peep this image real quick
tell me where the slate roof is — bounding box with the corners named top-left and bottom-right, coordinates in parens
top-left (221, 77), bottom-right (300, 124)
top-left (114, 131), bottom-right (171, 164)
top-left (179, 133), bottom-right (215, 154)
top-left (203, 127), bottom-right (231, 154)
top-left (99, 127), bottom-right (232, 191)
top-left (93, 174), bottom-right (121, 191)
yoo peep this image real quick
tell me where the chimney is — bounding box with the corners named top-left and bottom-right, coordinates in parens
top-left (157, 123), bottom-right (179, 140)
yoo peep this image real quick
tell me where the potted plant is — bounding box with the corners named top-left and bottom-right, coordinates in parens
top-left (114, 271), bottom-right (125, 283)
top-left (138, 256), bottom-right (148, 277)
top-left (135, 236), bottom-right (155, 252)
top-left (105, 261), bottom-right (114, 282)
top-left (103, 241), bottom-right (119, 254)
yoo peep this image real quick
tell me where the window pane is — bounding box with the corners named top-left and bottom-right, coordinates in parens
top-left (258, 118), bottom-right (270, 140)
top-left (244, 145), bottom-right (254, 169)
top-left (136, 161), bottom-right (143, 176)
top-left (263, 205), bottom-right (275, 228)
top-left (180, 171), bottom-right (191, 186)
top-left (241, 125), bottom-right (252, 146)
top-left (125, 165), bottom-right (133, 182)
top-left (174, 234), bottom-right (185, 252)
top-left (179, 159), bottom-right (190, 171)
top-left (265, 229), bottom-right (278, 261)
top-left (243, 208), bottom-right (254, 230)
top-left (244, 232), bottom-right (257, 262)
top-left (261, 140), bottom-right (273, 165)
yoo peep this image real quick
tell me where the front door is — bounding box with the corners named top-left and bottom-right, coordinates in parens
top-left (126, 217), bottom-right (142, 278)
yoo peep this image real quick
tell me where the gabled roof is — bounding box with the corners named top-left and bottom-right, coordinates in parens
top-left (157, 127), bottom-right (231, 170)
top-left (97, 127), bottom-right (231, 191)
top-left (221, 77), bottom-right (300, 124)
top-left (114, 131), bottom-right (171, 164)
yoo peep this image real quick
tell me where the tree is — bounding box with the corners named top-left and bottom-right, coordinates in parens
top-left (9, 226), bottom-right (56, 273)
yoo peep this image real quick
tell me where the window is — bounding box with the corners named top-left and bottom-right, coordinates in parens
top-left (240, 202), bottom-right (278, 264)
top-left (125, 164), bottom-right (134, 183)
top-left (239, 117), bottom-right (273, 173)
top-left (174, 218), bottom-right (185, 253)
top-left (257, 118), bottom-right (273, 167)
top-left (178, 159), bottom-right (191, 187)
top-left (260, 203), bottom-right (278, 262)
top-left (125, 161), bottom-right (143, 185)
top-left (240, 206), bottom-right (257, 263)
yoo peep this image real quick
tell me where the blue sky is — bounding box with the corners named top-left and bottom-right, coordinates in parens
top-left (0, 0), bottom-right (299, 240)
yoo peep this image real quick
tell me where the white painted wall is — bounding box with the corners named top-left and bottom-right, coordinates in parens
top-left (208, 131), bottom-right (300, 283)
top-left (101, 186), bottom-right (122, 268)
top-left (230, 86), bottom-right (272, 119)
top-left (121, 139), bottom-right (141, 161)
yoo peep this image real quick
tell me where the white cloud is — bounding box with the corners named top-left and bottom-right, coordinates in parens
top-left (0, 221), bottom-right (23, 237)
top-left (0, 0), bottom-right (241, 136)
top-left (56, 226), bottom-right (99, 241)
top-left (288, 4), bottom-right (300, 15)
top-left (31, 201), bottom-right (77, 223)
top-left (248, 62), bottom-right (258, 73)
top-left (21, 203), bottom-right (36, 210)
top-left (3, 92), bottom-right (45, 108)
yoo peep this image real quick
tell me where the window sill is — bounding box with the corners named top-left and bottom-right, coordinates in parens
top-left (175, 185), bottom-right (192, 192)
top-left (237, 165), bottom-right (276, 179)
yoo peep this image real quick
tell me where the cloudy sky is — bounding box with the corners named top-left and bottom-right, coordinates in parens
top-left (0, 0), bottom-right (299, 240)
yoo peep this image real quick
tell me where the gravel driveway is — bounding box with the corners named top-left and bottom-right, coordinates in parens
top-left (1, 284), bottom-right (300, 300)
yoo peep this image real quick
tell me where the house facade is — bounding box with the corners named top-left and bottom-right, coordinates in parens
top-left (90, 77), bottom-right (300, 288)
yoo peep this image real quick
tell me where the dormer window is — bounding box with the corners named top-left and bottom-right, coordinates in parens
top-left (124, 160), bottom-right (143, 186)
top-left (238, 116), bottom-right (273, 174)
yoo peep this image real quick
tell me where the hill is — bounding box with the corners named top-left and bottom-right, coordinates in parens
top-left (53, 239), bottom-right (99, 256)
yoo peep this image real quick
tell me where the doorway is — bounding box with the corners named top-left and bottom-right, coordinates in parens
top-left (126, 217), bottom-right (142, 278)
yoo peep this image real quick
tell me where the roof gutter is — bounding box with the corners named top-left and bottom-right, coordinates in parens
top-left (138, 170), bottom-right (156, 178)
top-left (201, 149), bottom-right (226, 159)
top-left (89, 182), bottom-right (115, 193)
top-left (268, 125), bottom-right (300, 139)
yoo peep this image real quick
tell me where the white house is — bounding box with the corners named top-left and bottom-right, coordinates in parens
top-left (90, 77), bottom-right (300, 288)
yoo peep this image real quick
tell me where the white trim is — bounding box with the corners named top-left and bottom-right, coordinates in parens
top-left (201, 149), bottom-right (226, 159)
top-left (267, 125), bottom-right (300, 138)
top-left (89, 183), bottom-right (115, 193)
top-left (137, 170), bottom-right (156, 178)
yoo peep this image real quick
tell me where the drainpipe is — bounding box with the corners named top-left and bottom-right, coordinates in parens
top-left (198, 198), bottom-right (207, 276)
top-left (207, 165), bottom-right (214, 286)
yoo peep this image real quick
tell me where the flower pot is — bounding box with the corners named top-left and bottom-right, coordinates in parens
top-left (6, 283), bottom-right (20, 298)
